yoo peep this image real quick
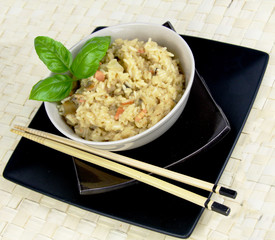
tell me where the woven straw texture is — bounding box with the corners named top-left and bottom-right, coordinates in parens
top-left (1, 0), bottom-right (275, 239)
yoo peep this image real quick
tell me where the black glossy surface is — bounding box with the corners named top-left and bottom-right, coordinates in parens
top-left (3, 27), bottom-right (269, 238)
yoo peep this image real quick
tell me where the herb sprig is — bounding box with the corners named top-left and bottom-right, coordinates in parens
top-left (29, 36), bottom-right (111, 102)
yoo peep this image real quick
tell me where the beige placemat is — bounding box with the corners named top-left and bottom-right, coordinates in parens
top-left (1, 0), bottom-right (275, 239)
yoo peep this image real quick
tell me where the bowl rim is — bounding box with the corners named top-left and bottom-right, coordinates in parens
top-left (45, 22), bottom-right (195, 147)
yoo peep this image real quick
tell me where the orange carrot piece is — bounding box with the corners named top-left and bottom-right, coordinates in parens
top-left (95, 70), bottom-right (105, 81)
top-left (135, 109), bottom-right (147, 122)
top-left (138, 48), bottom-right (145, 53)
top-left (121, 100), bottom-right (134, 106)
top-left (78, 99), bottom-right (86, 103)
top-left (114, 107), bottom-right (124, 120)
top-left (74, 94), bottom-right (86, 103)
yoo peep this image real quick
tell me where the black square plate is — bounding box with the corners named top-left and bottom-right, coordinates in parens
top-left (3, 25), bottom-right (268, 238)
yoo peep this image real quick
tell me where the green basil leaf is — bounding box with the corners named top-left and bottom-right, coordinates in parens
top-left (29, 74), bottom-right (73, 102)
top-left (71, 36), bottom-right (111, 79)
top-left (34, 36), bottom-right (72, 73)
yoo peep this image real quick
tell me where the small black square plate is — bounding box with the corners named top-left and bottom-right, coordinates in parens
top-left (73, 70), bottom-right (231, 195)
top-left (3, 24), bottom-right (269, 238)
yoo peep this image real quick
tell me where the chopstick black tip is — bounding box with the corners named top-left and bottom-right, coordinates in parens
top-left (219, 187), bottom-right (237, 199)
top-left (211, 202), bottom-right (231, 216)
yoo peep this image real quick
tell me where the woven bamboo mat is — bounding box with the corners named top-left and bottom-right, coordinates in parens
top-left (0, 0), bottom-right (275, 239)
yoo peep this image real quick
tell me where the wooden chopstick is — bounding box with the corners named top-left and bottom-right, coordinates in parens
top-left (13, 125), bottom-right (237, 199)
top-left (11, 126), bottom-right (231, 216)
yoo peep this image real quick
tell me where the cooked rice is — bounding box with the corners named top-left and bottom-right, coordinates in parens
top-left (58, 38), bottom-right (185, 142)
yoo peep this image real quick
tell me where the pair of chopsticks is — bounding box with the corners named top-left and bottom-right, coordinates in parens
top-left (11, 125), bottom-right (237, 216)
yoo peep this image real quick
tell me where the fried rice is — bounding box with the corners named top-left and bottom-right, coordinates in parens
top-left (58, 38), bottom-right (185, 142)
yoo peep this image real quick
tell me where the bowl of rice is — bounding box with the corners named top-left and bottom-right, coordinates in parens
top-left (45, 22), bottom-right (195, 151)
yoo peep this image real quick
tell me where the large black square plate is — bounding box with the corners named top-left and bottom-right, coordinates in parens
top-left (3, 25), bottom-right (268, 238)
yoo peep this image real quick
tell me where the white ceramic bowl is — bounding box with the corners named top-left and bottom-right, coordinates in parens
top-left (45, 22), bottom-right (195, 151)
